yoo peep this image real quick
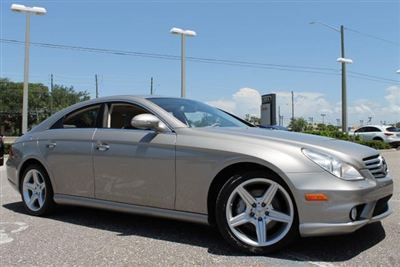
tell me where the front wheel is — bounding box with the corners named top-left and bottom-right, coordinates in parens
top-left (215, 171), bottom-right (298, 254)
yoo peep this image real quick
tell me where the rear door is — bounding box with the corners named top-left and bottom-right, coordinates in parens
top-left (92, 102), bottom-right (176, 209)
top-left (38, 104), bottom-right (102, 197)
top-left (365, 127), bottom-right (382, 141)
top-left (355, 127), bottom-right (372, 141)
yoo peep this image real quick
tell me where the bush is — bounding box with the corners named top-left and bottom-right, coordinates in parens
top-left (2, 143), bottom-right (11, 155)
top-left (304, 130), bottom-right (391, 150)
top-left (356, 140), bottom-right (391, 150)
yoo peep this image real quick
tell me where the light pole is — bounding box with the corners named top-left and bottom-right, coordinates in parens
top-left (310, 22), bottom-right (353, 133)
top-left (321, 113), bottom-right (326, 125)
top-left (11, 4), bottom-right (47, 134)
top-left (396, 69), bottom-right (400, 74)
top-left (170, 27), bottom-right (196, 98)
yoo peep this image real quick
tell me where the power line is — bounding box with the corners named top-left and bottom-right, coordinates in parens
top-left (348, 71), bottom-right (399, 83)
top-left (345, 27), bottom-right (400, 46)
top-left (0, 38), bottom-right (337, 72)
top-left (1, 38), bottom-right (398, 84)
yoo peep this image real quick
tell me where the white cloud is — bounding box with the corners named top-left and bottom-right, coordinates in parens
top-left (274, 91), bottom-right (334, 118)
top-left (208, 85), bottom-right (400, 126)
top-left (382, 86), bottom-right (400, 114)
top-left (207, 88), bottom-right (261, 118)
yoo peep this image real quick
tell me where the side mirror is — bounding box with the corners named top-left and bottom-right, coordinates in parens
top-left (131, 114), bottom-right (168, 133)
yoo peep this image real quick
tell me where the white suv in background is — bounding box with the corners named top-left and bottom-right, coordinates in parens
top-left (351, 125), bottom-right (400, 147)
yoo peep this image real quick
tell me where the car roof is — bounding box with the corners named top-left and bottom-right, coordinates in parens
top-left (356, 125), bottom-right (394, 130)
top-left (29, 95), bottom-right (188, 133)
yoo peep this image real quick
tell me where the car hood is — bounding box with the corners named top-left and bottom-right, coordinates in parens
top-left (192, 127), bottom-right (379, 161)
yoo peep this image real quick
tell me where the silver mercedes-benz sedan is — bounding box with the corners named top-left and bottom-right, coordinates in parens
top-left (6, 96), bottom-right (393, 254)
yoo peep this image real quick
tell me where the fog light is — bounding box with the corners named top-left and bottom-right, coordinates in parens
top-left (350, 207), bottom-right (358, 221)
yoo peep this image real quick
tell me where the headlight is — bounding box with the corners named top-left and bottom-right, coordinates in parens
top-left (302, 148), bottom-right (364, 181)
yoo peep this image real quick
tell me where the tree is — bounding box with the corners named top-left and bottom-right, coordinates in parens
top-left (326, 124), bottom-right (339, 131)
top-left (289, 118), bottom-right (308, 132)
top-left (51, 85), bottom-right (90, 112)
top-left (244, 114), bottom-right (261, 125)
top-left (0, 78), bottom-right (90, 135)
top-left (316, 123), bottom-right (327, 131)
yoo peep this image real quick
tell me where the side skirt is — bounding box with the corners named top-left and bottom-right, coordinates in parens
top-left (54, 194), bottom-right (209, 225)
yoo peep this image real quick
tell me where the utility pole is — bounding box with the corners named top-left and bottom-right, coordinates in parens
top-left (50, 74), bottom-right (54, 114)
top-left (340, 25), bottom-right (347, 133)
top-left (310, 22), bottom-right (351, 133)
top-left (291, 91), bottom-right (294, 122)
top-left (278, 106), bottom-right (281, 126)
top-left (95, 74), bottom-right (99, 98)
top-left (150, 77), bottom-right (154, 95)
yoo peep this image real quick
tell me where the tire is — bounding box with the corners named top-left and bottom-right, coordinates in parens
top-left (215, 170), bottom-right (298, 254)
top-left (20, 164), bottom-right (55, 216)
top-left (373, 137), bottom-right (384, 142)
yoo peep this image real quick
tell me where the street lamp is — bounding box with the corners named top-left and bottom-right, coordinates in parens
top-left (11, 3), bottom-right (47, 134)
top-left (337, 58), bottom-right (353, 64)
top-left (310, 22), bottom-right (353, 133)
top-left (321, 113), bottom-right (326, 125)
top-left (396, 69), bottom-right (400, 74)
top-left (170, 27), bottom-right (196, 98)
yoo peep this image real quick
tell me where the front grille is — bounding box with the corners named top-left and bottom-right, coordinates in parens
top-left (363, 155), bottom-right (388, 179)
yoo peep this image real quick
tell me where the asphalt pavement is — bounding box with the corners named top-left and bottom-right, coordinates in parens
top-left (1, 150), bottom-right (399, 266)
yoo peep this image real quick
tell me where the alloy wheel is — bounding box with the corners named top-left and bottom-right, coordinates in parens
top-left (22, 169), bottom-right (47, 211)
top-left (225, 178), bottom-right (294, 247)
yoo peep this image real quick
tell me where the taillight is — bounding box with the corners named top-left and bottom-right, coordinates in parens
top-left (384, 133), bottom-right (394, 136)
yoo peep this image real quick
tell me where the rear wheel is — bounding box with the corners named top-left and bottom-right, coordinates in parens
top-left (215, 171), bottom-right (298, 254)
top-left (20, 164), bottom-right (55, 216)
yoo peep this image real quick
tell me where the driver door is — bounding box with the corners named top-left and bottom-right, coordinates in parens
top-left (92, 102), bottom-right (176, 209)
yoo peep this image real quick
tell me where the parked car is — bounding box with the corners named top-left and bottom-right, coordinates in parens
top-left (350, 125), bottom-right (400, 147)
top-left (6, 96), bottom-right (393, 254)
top-left (259, 125), bottom-right (289, 131)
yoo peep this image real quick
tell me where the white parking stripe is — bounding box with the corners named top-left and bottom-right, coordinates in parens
top-left (281, 252), bottom-right (335, 267)
top-left (0, 222), bottom-right (29, 245)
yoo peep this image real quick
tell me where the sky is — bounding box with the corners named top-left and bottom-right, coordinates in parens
top-left (1, 0), bottom-right (399, 126)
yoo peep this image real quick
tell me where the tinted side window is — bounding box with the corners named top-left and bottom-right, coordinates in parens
top-left (386, 127), bottom-right (400, 132)
top-left (367, 127), bottom-right (381, 132)
top-left (355, 127), bottom-right (365, 133)
top-left (361, 127), bottom-right (373, 132)
top-left (109, 103), bottom-right (148, 129)
top-left (63, 105), bottom-right (101, 128)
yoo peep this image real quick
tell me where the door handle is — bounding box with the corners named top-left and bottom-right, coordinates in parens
top-left (46, 142), bottom-right (57, 149)
top-left (96, 143), bottom-right (110, 152)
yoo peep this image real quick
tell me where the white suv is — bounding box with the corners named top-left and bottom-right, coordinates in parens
top-left (350, 125), bottom-right (400, 147)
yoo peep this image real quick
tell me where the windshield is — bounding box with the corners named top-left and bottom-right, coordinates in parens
top-left (148, 98), bottom-right (249, 128)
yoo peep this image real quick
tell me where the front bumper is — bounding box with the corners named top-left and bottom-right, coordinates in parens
top-left (300, 203), bottom-right (392, 237)
top-left (288, 171), bottom-right (394, 237)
